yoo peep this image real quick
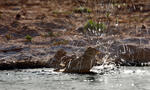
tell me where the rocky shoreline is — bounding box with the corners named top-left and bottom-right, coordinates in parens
top-left (0, 36), bottom-right (150, 70)
top-left (0, 0), bottom-right (150, 70)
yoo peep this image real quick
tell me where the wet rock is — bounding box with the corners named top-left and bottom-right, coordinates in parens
top-left (0, 53), bottom-right (47, 70)
top-left (122, 38), bottom-right (149, 44)
top-left (0, 24), bottom-right (9, 35)
top-left (0, 45), bottom-right (23, 53)
top-left (64, 47), bottom-right (99, 73)
top-left (1, 0), bottom-right (19, 6)
top-left (0, 44), bottom-right (51, 70)
top-left (34, 22), bottom-right (66, 30)
top-left (36, 14), bottom-right (46, 20)
top-left (11, 21), bottom-right (19, 28)
top-left (49, 45), bottom-right (85, 54)
top-left (11, 28), bottom-right (39, 38)
top-left (70, 40), bottom-right (87, 47)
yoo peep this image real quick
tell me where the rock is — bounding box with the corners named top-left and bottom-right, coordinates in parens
top-left (70, 40), bottom-right (87, 47)
top-left (0, 45), bottom-right (23, 53)
top-left (76, 26), bottom-right (84, 34)
top-left (15, 13), bottom-right (21, 20)
top-left (122, 38), bottom-right (149, 44)
top-left (0, 53), bottom-right (47, 70)
top-left (64, 47), bottom-right (99, 73)
top-left (0, 24), bottom-right (9, 35)
top-left (34, 22), bottom-right (66, 30)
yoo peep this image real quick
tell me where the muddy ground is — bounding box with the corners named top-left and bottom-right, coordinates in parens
top-left (0, 0), bottom-right (150, 69)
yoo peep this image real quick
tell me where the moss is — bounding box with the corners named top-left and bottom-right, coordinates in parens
top-left (74, 7), bottom-right (92, 13)
top-left (25, 35), bottom-right (32, 42)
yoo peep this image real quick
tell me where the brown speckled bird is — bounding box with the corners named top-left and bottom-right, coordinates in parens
top-left (64, 47), bottom-right (99, 73)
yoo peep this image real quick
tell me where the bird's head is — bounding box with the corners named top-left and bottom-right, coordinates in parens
top-left (84, 47), bottom-right (100, 56)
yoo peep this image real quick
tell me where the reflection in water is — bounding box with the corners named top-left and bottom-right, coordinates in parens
top-left (86, 76), bottom-right (96, 82)
top-left (0, 67), bottom-right (150, 90)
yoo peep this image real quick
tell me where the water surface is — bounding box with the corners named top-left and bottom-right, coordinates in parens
top-left (0, 67), bottom-right (150, 90)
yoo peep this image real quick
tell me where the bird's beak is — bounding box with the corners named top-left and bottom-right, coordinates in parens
top-left (96, 50), bottom-right (100, 55)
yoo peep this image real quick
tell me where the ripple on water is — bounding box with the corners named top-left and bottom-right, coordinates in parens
top-left (0, 67), bottom-right (150, 90)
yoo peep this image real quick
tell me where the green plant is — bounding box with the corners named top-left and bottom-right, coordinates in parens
top-left (25, 35), bottom-right (32, 42)
top-left (105, 12), bottom-right (111, 19)
top-left (84, 20), bottom-right (106, 32)
top-left (74, 7), bottom-right (92, 13)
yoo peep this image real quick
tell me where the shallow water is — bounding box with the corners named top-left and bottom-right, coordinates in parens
top-left (0, 67), bottom-right (150, 90)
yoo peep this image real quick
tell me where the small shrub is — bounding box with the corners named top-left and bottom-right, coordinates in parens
top-left (74, 7), bottom-right (91, 13)
top-left (84, 20), bottom-right (106, 33)
top-left (25, 35), bottom-right (32, 42)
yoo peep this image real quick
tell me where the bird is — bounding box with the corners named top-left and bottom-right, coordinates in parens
top-left (63, 47), bottom-right (100, 73)
top-left (46, 49), bottom-right (66, 68)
